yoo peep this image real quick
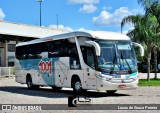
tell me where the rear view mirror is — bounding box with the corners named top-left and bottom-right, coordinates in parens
top-left (133, 42), bottom-right (144, 56)
top-left (85, 41), bottom-right (101, 56)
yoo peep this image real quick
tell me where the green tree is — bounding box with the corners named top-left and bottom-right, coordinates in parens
top-left (138, 0), bottom-right (160, 79)
top-left (121, 0), bottom-right (160, 81)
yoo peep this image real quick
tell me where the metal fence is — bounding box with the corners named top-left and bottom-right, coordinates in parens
top-left (0, 67), bottom-right (15, 78)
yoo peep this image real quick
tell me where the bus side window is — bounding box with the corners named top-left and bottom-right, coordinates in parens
top-left (48, 41), bottom-right (59, 57)
top-left (48, 39), bottom-right (79, 59)
top-left (81, 46), bottom-right (96, 69)
top-left (69, 47), bottom-right (79, 59)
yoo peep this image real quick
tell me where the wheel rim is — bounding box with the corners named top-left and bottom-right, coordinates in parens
top-left (75, 81), bottom-right (81, 91)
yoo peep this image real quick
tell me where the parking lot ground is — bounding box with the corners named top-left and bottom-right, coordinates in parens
top-left (0, 78), bottom-right (160, 113)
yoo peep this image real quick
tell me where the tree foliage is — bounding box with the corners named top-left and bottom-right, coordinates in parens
top-left (121, 0), bottom-right (160, 80)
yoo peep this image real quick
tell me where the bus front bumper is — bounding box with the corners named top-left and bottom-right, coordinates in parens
top-left (96, 79), bottom-right (138, 91)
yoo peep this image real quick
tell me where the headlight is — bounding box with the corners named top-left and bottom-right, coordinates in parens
top-left (96, 74), bottom-right (112, 81)
top-left (130, 76), bottom-right (138, 80)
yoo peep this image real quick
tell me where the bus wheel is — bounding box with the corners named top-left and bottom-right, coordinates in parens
top-left (72, 77), bottom-right (82, 94)
top-left (106, 90), bottom-right (117, 94)
top-left (26, 75), bottom-right (34, 89)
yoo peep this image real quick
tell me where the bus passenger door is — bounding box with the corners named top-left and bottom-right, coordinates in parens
top-left (81, 46), bottom-right (97, 90)
top-left (83, 67), bottom-right (97, 90)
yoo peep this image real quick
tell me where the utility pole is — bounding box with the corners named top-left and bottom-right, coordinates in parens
top-left (37, 0), bottom-right (43, 26)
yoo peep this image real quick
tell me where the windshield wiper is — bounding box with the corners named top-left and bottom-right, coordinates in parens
top-left (110, 52), bottom-right (117, 74)
top-left (120, 50), bottom-right (132, 74)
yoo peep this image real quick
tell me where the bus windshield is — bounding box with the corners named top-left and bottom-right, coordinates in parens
top-left (95, 40), bottom-right (137, 74)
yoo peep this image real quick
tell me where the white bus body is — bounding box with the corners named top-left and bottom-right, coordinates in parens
top-left (15, 31), bottom-right (144, 93)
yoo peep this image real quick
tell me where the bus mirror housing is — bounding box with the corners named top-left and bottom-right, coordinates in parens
top-left (85, 41), bottom-right (101, 56)
top-left (133, 42), bottom-right (144, 57)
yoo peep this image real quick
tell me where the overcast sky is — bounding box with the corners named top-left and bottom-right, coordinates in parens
top-left (0, 0), bottom-right (143, 34)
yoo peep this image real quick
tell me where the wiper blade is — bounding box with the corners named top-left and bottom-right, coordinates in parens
top-left (120, 50), bottom-right (132, 74)
top-left (110, 52), bottom-right (117, 74)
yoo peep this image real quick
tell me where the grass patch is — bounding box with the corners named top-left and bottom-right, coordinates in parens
top-left (139, 79), bottom-right (160, 86)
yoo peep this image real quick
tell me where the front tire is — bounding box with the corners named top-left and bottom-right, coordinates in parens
top-left (72, 77), bottom-right (82, 94)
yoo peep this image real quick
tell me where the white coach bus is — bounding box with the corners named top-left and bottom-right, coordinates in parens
top-left (15, 31), bottom-right (144, 94)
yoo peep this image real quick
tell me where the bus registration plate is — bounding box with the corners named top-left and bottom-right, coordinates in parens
top-left (113, 75), bottom-right (121, 78)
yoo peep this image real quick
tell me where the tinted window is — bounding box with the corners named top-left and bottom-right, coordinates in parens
top-left (81, 46), bottom-right (96, 69)
top-left (16, 39), bottom-right (79, 60)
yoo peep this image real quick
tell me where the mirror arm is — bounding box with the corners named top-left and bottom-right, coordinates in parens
top-left (133, 42), bottom-right (144, 57)
top-left (85, 41), bottom-right (101, 56)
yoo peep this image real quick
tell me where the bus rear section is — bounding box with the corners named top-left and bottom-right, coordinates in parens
top-left (15, 37), bottom-right (82, 91)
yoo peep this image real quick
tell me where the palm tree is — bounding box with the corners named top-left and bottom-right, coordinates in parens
top-left (121, 0), bottom-right (160, 81)
top-left (121, 14), bottom-right (157, 81)
top-left (121, 15), bottom-right (145, 42)
top-left (138, 0), bottom-right (160, 79)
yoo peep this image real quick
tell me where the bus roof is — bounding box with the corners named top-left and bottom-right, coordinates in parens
top-left (16, 30), bottom-right (130, 47)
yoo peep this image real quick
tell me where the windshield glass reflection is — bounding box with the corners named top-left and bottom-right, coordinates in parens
top-left (95, 40), bottom-right (137, 74)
